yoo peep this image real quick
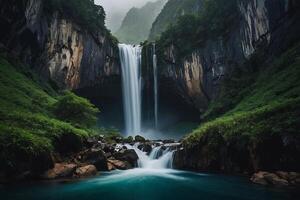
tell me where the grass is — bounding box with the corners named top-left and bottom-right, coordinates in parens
top-left (0, 56), bottom-right (95, 173)
top-left (184, 43), bottom-right (300, 146)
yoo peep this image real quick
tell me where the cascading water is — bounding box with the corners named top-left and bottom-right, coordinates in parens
top-left (153, 43), bottom-right (158, 129)
top-left (126, 143), bottom-right (176, 169)
top-left (119, 44), bottom-right (142, 136)
top-left (119, 43), bottom-right (175, 169)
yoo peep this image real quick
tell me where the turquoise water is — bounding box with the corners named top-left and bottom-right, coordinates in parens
top-left (0, 169), bottom-right (297, 200)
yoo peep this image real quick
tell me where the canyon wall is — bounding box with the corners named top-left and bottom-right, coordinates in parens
top-left (158, 0), bottom-right (300, 112)
top-left (0, 0), bottom-right (120, 91)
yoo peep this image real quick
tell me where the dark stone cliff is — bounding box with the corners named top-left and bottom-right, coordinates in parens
top-left (158, 0), bottom-right (300, 112)
top-left (0, 0), bottom-right (120, 92)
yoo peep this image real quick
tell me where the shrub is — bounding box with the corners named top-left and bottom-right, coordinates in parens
top-left (52, 91), bottom-right (100, 128)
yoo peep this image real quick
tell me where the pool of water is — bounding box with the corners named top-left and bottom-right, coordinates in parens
top-left (0, 169), bottom-right (298, 200)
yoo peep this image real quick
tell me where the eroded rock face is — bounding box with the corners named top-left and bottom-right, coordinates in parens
top-left (0, 0), bottom-right (120, 90)
top-left (159, 0), bottom-right (299, 112)
top-left (173, 133), bottom-right (300, 174)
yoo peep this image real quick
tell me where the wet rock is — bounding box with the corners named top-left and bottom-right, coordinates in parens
top-left (163, 139), bottom-right (175, 144)
top-left (107, 162), bottom-right (116, 171)
top-left (113, 149), bottom-right (139, 167)
top-left (43, 163), bottom-right (77, 179)
top-left (77, 148), bottom-right (108, 171)
top-left (251, 171), bottom-right (269, 185)
top-left (135, 135), bottom-right (146, 142)
top-left (138, 143), bottom-right (152, 154)
top-left (251, 171), bottom-right (300, 186)
top-left (264, 173), bottom-right (289, 186)
top-left (123, 136), bottom-right (134, 143)
top-left (108, 160), bottom-right (132, 170)
top-left (74, 165), bottom-right (97, 178)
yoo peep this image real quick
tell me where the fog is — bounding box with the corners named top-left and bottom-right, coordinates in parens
top-left (95, 0), bottom-right (157, 32)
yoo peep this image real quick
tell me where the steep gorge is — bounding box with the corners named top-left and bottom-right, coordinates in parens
top-left (0, 0), bottom-right (120, 91)
top-left (152, 0), bottom-right (300, 174)
top-left (156, 0), bottom-right (300, 112)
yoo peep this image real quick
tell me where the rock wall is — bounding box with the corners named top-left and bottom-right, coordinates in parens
top-left (0, 0), bottom-right (120, 90)
top-left (173, 132), bottom-right (300, 174)
top-left (159, 0), bottom-right (300, 112)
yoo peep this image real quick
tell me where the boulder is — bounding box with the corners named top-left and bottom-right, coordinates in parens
top-left (74, 165), bottom-right (97, 178)
top-left (251, 171), bottom-right (292, 186)
top-left (123, 136), bottom-right (134, 143)
top-left (275, 171), bottom-right (290, 180)
top-left (288, 172), bottom-right (300, 181)
top-left (251, 171), bottom-right (269, 185)
top-left (108, 160), bottom-right (132, 170)
top-left (135, 135), bottom-right (146, 142)
top-left (43, 163), bottom-right (77, 179)
top-left (77, 148), bottom-right (108, 171)
top-left (113, 149), bottom-right (138, 167)
top-left (264, 173), bottom-right (289, 186)
top-left (138, 143), bottom-right (152, 154)
top-left (107, 162), bottom-right (116, 171)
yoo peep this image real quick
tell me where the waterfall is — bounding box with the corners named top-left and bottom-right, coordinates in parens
top-left (126, 143), bottom-right (175, 169)
top-left (119, 44), bottom-right (142, 136)
top-left (153, 43), bottom-right (158, 129)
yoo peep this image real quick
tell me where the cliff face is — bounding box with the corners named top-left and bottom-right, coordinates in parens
top-left (149, 0), bottom-right (203, 41)
top-left (0, 0), bottom-right (120, 90)
top-left (158, 0), bottom-right (300, 112)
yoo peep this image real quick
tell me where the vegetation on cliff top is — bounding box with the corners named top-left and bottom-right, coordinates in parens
top-left (184, 42), bottom-right (300, 146)
top-left (149, 0), bottom-right (201, 41)
top-left (45, 0), bottom-right (106, 32)
top-left (157, 0), bottom-right (238, 58)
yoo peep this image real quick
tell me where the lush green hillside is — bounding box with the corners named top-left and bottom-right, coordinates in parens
top-left (0, 54), bottom-right (100, 175)
top-left (148, 0), bottom-right (202, 41)
top-left (115, 0), bottom-right (167, 44)
top-left (184, 42), bottom-right (300, 146)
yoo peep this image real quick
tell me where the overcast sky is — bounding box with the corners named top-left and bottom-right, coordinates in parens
top-left (95, 0), bottom-right (157, 32)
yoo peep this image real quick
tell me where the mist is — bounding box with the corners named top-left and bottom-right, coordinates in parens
top-left (95, 0), bottom-right (158, 32)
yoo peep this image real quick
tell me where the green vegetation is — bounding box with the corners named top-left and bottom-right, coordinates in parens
top-left (115, 0), bottom-right (167, 44)
top-left (53, 91), bottom-right (99, 128)
top-left (149, 0), bottom-right (201, 41)
top-left (0, 56), bottom-right (100, 173)
top-left (157, 0), bottom-right (239, 58)
top-left (45, 0), bottom-right (106, 32)
top-left (184, 43), bottom-right (300, 145)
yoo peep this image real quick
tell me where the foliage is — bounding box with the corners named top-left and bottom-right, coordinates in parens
top-left (149, 0), bottom-right (200, 41)
top-left (184, 43), bottom-right (300, 147)
top-left (45, 0), bottom-right (106, 32)
top-left (157, 0), bottom-right (239, 58)
top-left (0, 56), bottom-right (101, 173)
top-left (203, 42), bottom-right (300, 119)
top-left (52, 91), bottom-right (99, 128)
top-left (185, 99), bottom-right (300, 147)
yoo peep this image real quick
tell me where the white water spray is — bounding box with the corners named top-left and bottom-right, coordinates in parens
top-left (126, 143), bottom-right (176, 169)
top-left (119, 44), bottom-right (142, 136)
